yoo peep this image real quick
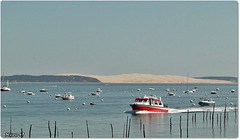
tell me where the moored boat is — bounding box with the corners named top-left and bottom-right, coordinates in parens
top-left (55, 94), bottom-right (62, 98)
top-left (1, 80), bottom-right (11, 91)
top-left (27, 91), bottom-right (35, 95)
top-left (39, 88), bottom-right (48, 92)
top-left (198, 98), bottom-right (215, 106)
top-left (61, 92), bottom-right (74, 100)
top-left (130, 95), bottom-right (169, 113)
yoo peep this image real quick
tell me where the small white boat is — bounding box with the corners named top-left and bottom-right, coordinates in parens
top-left (1, 86), bottom-right (11, 91)
top-left (91, 92), bottom-right (100, 96)
top-left (183, 90), bottom-right (193, 93)
top-left (167, 92), bottom-right (176, 96)
top-left (39, 88), bottom-right (48, 92)
top-left (19, 89), bottom-right (26, 93)
top-left (198, 98), bottom-right (215, 106)
top-left (1, 80), bottom-right (11, 91)
top-left (61, 92), bottom-right (74, 100)
top-left (210, 91), bottom-right (217, 94)
top-left (96, 88), bottom-right (102, 92)
top-left (55, 94), bottom-right (62, 98)
top-left (27, 91), bottom-right (35, 95)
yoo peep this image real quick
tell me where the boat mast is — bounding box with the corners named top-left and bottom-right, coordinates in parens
top-left (187, 72), bottom-right (189, 90)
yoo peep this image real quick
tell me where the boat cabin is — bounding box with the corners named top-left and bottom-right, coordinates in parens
top-left (133, 95), bottom-right (166, 107)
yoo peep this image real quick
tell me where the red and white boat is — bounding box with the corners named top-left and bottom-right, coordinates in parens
top-left (130, 95), bottom-right (169, 113)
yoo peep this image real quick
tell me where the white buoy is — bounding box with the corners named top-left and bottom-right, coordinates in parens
top-left (193, 98), bottom-right (196, 100)
top-left (217, 95), bottom-right (220, 98)
top-left (226, 97), bottom-right (228, 99)
top-left (230, 102), bottom-right (233, 105)
top-left (178, 96), bottom-right (180, 98)
top-left (190, 100), bottom-right (193, 103)
top-left (85, 97), bottom-right (87, 99)
top-left (82, 102), bottom-right (85, 106)
top-left (27, 101), bottom-right (30, 104)
top-left (3, 105), bottom-right (6, 108)
top-left (67, 107), bottom-right (70, 111)
top-left (101, 99), bottom-right (104, 102)
top-left (192, 103), bottom-right (195, 106)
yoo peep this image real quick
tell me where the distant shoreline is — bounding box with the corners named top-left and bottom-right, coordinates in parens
top-left (1, 73), bottom-right (236, 84)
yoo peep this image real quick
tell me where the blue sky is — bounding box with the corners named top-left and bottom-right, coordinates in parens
top-left (1, 1), bottom-right (238, 77)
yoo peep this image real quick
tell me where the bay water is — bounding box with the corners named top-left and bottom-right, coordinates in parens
top-left (1, 83), bottom-right (238, 138)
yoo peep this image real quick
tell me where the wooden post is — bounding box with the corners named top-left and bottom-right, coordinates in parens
top-left (123, 122), bottom-right (125, 138)
top-left (54, 121), bottom-right (57, 138)
top-left (220, 113), bottom-right (222, 130)
top-left (140, 119), bottom-right (142, 130)
top-left (180, 116), bottom-right (182, 138)
top-left (21, 128), bottom-right (23, 138)
top-left (110, 124), bottom-right (114, 138)
top-left (143, 124), bottom-right (145, 138)
top-left (203, 111), bottom-right (205, 121)
top-left (29, 124), bottom-right (32, 138)
top-left (212, 104), bottom-right (215, 128)
top-left (86, 120), bottom-right (90, 138)
top-left (10, 118), bottom-right (12, 138)
top-left (128, 118), bottom-right (131, 138)
top-left (217, 113), bottom-right (218, 126)
top-left (71, 131), bottom-right (73, 138)
top-left (126, 116), bottom-right (128, 138)
top-left (195, 113), bottom-right (196, 124)
top-left (170, 117), bottom-right (172, 135)
top-left (48, 121), bottom-right (51, 138)
top-left (187, 110), bottom-right (189, 138)
top-left (206, 111), bottom-right (208, 121)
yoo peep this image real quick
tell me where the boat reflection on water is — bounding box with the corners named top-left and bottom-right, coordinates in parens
top-left (130, 113), bottom-right (169, 137)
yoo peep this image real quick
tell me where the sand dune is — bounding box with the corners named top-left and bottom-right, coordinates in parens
top-left (57, 73), bottom-right (233, 83)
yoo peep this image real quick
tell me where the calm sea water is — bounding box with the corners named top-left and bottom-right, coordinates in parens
top-left (1, 83), bottom-right (238, 138)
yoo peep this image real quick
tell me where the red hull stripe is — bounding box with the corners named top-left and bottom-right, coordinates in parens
top-left (131, 105), bottom-right (168, 112)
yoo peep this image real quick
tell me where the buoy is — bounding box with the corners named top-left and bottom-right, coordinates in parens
top-left (3, 105), bottom-right (6, 108)
top-left (85, 97), bottom-right (87, 99)
top-left (67, 107), bottom-right (70, 110)
top-left (75, 108), bottom-right (78, 110)
top-left (217, 95), bottom-right (220, 98)
top-left (226, 97), bottom-right (228, 99)
top-left (27, 101), bottom-right (30, 104)
top-left (192, 103), bottom-right (195, 106)
top-left (190, 100), bottom-right (193, 103)
top-left (178, 96), bottom-right (180, 98)
top-left (193, 98), bottom-right (196, 100)
top-left (230, 102), bottom-right (233, 105)
top-left (101, 99), bottom-right (104, 102)
top-left (82, 102), bottom-right (85, 106)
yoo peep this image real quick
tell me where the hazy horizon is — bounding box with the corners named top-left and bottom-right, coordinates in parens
top-left (1, 1), bottom-right (238, 77)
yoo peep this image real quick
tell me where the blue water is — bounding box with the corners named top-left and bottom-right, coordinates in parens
top-left (1, 83), bottom-right (238, 138)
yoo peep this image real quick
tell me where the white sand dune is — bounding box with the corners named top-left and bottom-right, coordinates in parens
top-left (57, 73), bottom-right (233, 83)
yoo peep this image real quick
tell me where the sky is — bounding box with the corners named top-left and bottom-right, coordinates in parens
top-left (1, 1), bottom-right (238, 77)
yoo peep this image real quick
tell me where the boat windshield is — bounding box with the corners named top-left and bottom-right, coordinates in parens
top-left (135, 99), bottom-right (148, 102)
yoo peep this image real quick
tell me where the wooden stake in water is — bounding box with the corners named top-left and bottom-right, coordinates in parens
top-left (54, 121), bottom-right (57, 138)
top-left (180, 116), bottom-right (182, 138)
top-left (187, 110), bottom-right (189, 138)
top-left (170, 117), bottom-right (172, 135)
top-left (128, 118), bottom-right (131, 138)
top-left (123, 122), bottom-right (125, 138)
top-left (10, 118), bottom-right (12, 138)
top-left (48, 121), bottom-right (51, 138)
top-left (21, 128), bottom-right (24, 138)
top-left (126, 116), bottom-right (128, 138)
top-left (86, 120), bottom-right (90, 138)
top-left (140, 119), bottom-right (142, 130)
top-left (212, 104), bottom-right (215, 128)
top-left (29, 124), bottom-right (32, 138)
top-left (110, 124), bottom-right (114, 138)
top-left (57, 128), bottom-right (59, 138)
top-left (143, 124), bottom-right (145, 138)
top-left (71, 131), bottom-right (73, 138)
